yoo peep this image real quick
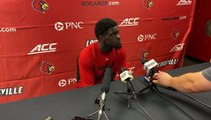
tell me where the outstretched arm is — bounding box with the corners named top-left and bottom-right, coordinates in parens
top-left (153, 71), bottom-right (211, 93)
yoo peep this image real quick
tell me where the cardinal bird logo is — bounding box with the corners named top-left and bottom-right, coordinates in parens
top-left (32, 0), bottom-right (49, 14)
top-left (40, 61), bottom-right (55, 74)
top-left (171, 29), bottom-right (180, 39)
top-left (143, 0), bottom-right (153, 9)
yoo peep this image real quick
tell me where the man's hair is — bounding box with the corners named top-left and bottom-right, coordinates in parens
top-left (95, 18), bottom-right (117, 40)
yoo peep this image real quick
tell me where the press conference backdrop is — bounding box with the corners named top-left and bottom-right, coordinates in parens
top-left (0, 0), bottom-right (196, 103)
top-left (186, 0), bottom-right (211, 61)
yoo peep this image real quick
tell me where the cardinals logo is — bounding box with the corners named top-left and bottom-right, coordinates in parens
top-left (171, 29), bottom-right (180, 39)
top-left (32, 0), bottom-right (49, 14)
top-left (40, 61), bottom-right (55, 74)
top-left (143, 0), bottom-right (153, 9)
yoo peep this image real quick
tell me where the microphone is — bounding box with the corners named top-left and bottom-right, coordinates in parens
top-left (143, 59), bottom-right (158, 73)
top-left (143, 59), bottom-right (158, 81)
top-left (100, 67), bottom-right (111, 93)
top-left (120, 67), bottom-right (137, 98)
top-left (98, 67), bottom-right (111, 120)
top-left (120, 67), bottom-right (133, 83)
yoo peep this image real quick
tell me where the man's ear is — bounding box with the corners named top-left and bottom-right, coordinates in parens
top-left (99, 35), bottom-right (104, 42)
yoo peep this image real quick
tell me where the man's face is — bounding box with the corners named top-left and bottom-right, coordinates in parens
top-left (101, 26), bottom-right (122, 49)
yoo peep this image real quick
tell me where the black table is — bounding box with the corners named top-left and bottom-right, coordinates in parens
top-left (1, 62), bottom-right (211, 120)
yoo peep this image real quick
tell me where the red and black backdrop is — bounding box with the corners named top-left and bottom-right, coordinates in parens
top-left (0, 0), bottom-right (196, 103)
top-left (186, 0), bottom-right (211, 61)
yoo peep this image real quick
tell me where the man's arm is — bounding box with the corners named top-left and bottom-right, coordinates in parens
top-left (170, 72), bottom-right (211, 92)
top-left (153, 71), bottom-right (211, 93)
top-left (77, 52), bottom-right (95, 88)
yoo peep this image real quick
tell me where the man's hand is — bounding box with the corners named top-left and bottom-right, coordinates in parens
top-left (152, 71), bottom-right (173, 87)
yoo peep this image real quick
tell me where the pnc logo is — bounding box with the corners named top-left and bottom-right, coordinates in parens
top-left (54, 22), bottom-right (84, 31)
top-left (138, 33), bottom-right (157, 42)
top-left (58, 78), bottom-right (77, 87)
top-left (58, 79), bottom-right (67, 87)
top-left (54, 22), bottom-right (64, 31)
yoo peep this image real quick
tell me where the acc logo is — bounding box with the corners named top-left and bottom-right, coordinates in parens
top-left (58, 78), bottom-right (77, 87)
top-left (54, 22), bottom-right (84, 31)
top-left (32, 0), bottom-right (49, 14)
top-left (171, 29), bottom-right (180, 39)
top-left (143, 0), bottom-right (153, 9)
top-left (40, 61), bottom-right (55, 74)
top-left (177, 0), bottom-right (192, 6)
top-left (138, 33), bottom-right (157, 42)
top-left (85, 39), bottom-right (98, 47)
top-left (170, 43), bottom-right (184, 52)
top-left (28, 43), bottom-right (57, 55)
top-left (119, 17), bottom-right (140, 27)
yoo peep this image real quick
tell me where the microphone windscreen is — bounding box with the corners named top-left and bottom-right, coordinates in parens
top-left (101, 67), bottom-right (112, 93)
top-left (143, 59), bottom-right (158, 73)
top-left (120, 68), bottom-right (133, 83)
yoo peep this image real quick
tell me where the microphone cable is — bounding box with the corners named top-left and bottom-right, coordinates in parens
top-left (167, 88), bottom-right (211, 110)
top-left (152, 87), bottom-right (194, 120)
top-left (128, 81), bottom-right (155, 120)
top-left (119, 67), bottom-right (155, 120)
top-left (134, 94), bottom-right (155, 120)
top-left (138, 79), bottom-right (193, 120)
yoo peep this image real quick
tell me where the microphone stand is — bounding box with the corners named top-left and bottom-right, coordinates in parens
top-left (138, 76), bottom-right (194, 120)
top-left (114, 80), bottom-right (136, 109)
top-left (138, 66), bottom-right (194, 120)
top-left (87, 66), bottom-right (111, 120)
top-left (137, 50), bottom-right (194, 120)
top-left (139, 52), bottom-right (159, 94)
top-left (138, 50), bottom-right (174, 94)
top-left (87, 105), bottom-right (110, 120)
top-left (87, 92), bottom-right (110, 120)
top-left (114, 80), bottom-right (155, 120)
top-left (138, 70), bottom-right (159, 94)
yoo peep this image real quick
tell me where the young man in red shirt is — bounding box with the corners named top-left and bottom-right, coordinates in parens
top-left (77, 18), bottom-right (127, 88)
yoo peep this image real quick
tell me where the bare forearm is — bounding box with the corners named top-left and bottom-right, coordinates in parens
top-left (169, 73), bottom-right (196, 92)
top-left (169, 72), bottom-right (211, 92)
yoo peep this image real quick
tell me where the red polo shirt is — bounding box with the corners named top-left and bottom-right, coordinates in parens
top-left (77, 42), bottom-right (127, 88)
